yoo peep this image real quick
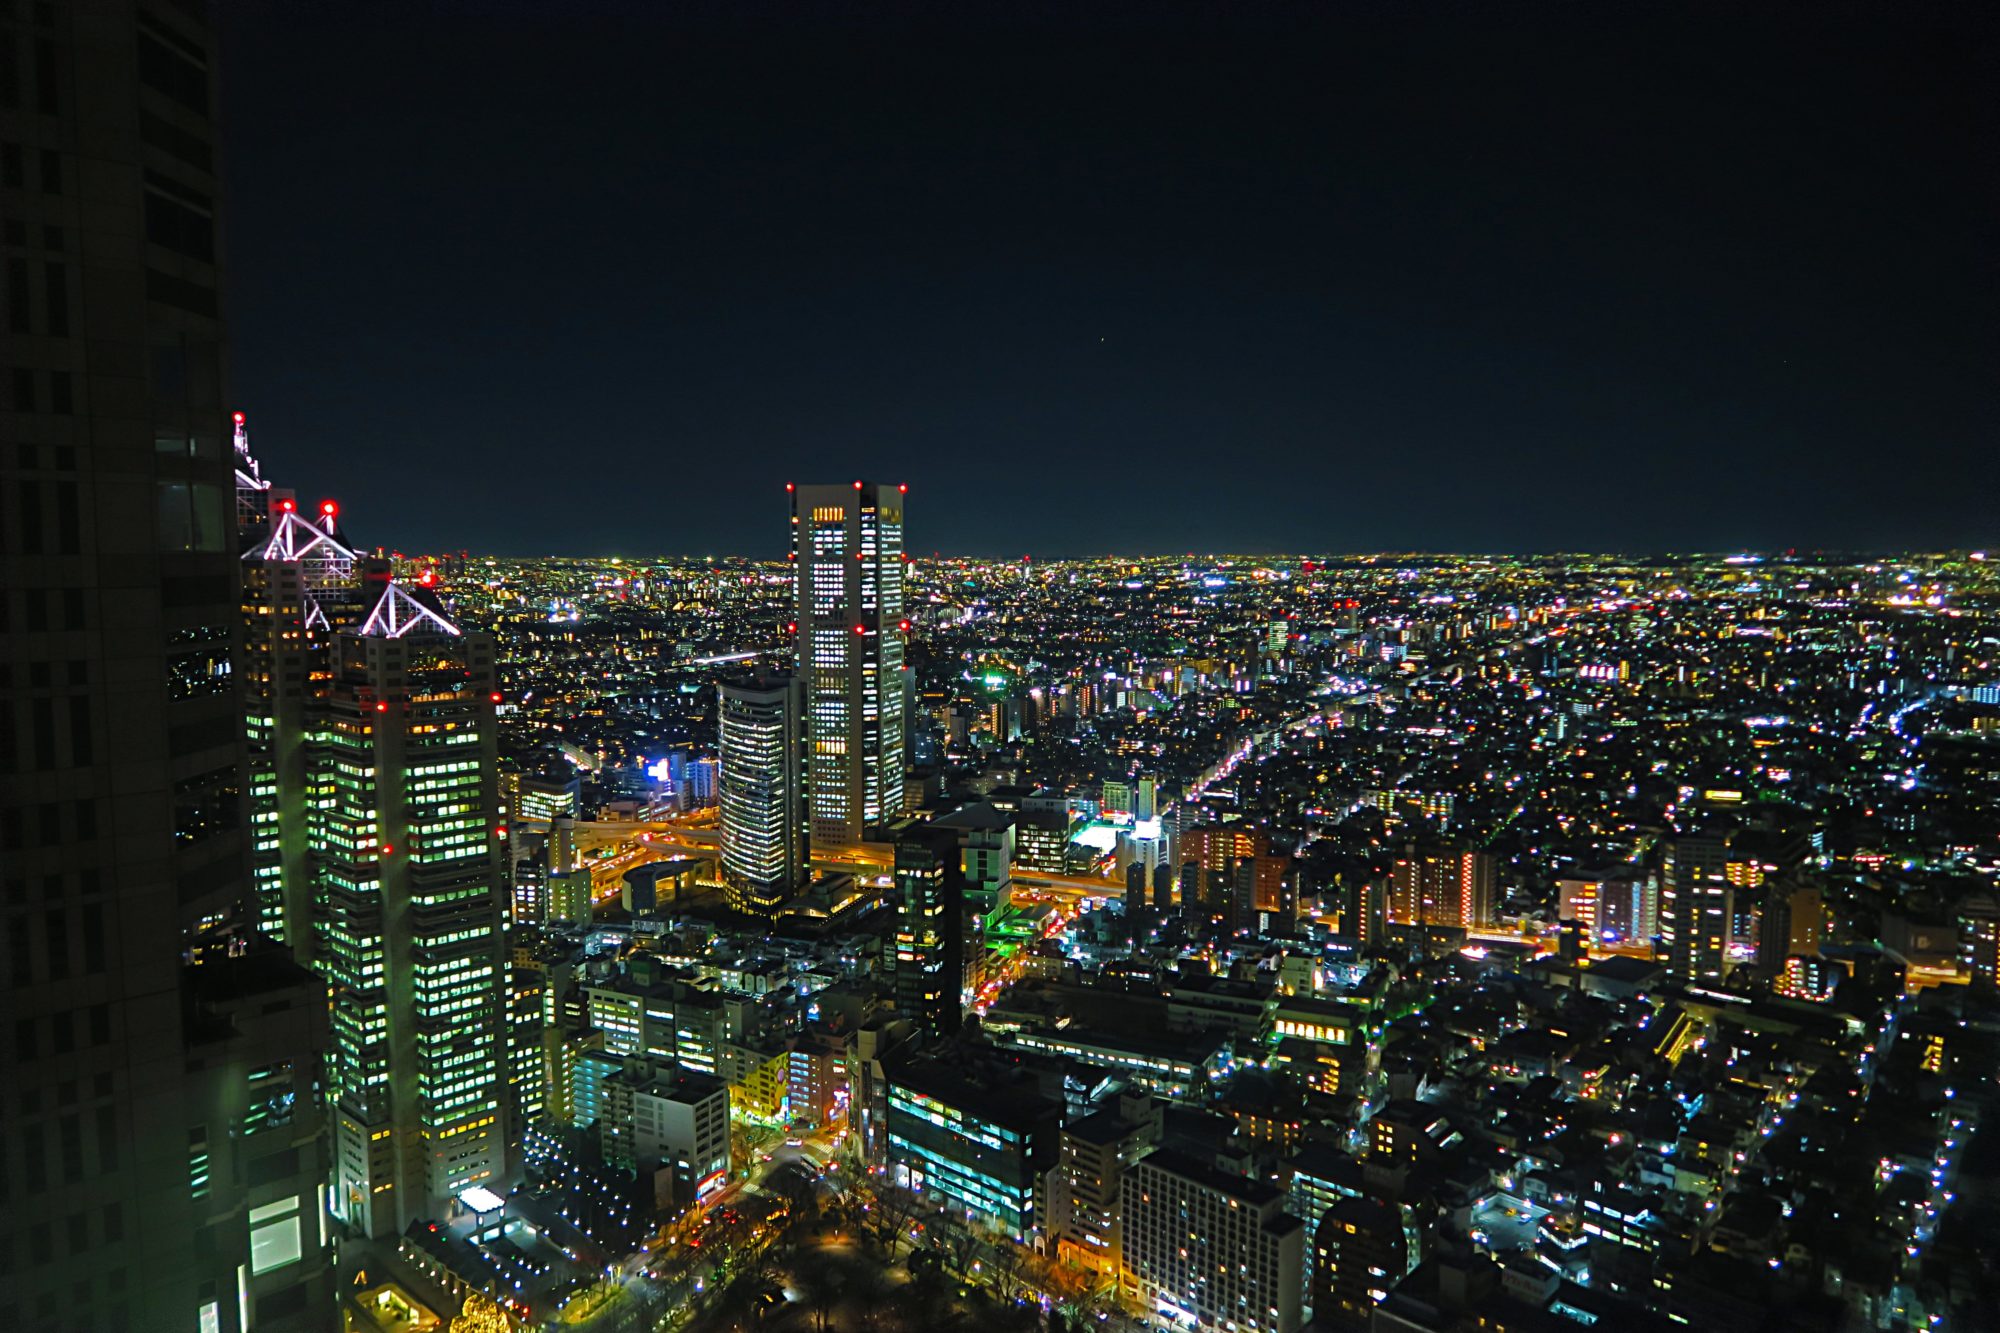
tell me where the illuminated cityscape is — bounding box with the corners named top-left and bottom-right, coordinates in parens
top-left (5, 4), bottom-right (1996, 1333)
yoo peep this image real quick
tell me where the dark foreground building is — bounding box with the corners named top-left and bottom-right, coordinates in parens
top-left (1, 4), bottom-right (334, 1328)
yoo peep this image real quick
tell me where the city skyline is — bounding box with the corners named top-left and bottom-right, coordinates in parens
top-left (8, 4), bottom-right (1998, 1332)
top-left (216, 2), bottom-right (1996, 558)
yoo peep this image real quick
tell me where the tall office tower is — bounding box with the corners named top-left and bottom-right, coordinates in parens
top-left (1662, 834), bottom-right (1734, 982)
top-left (315, 572), bottom-right (510, 1238)
top-left (0, 7), bottom-right (336, 1330)
top-left (542, 811), bottom-right (591, 927)
top-left (717, 674), bottom-right (808, 914)
top-left (1387, 842), bottom-right (1497, 929)
top-left (893, 823), bottom-right (965, 1038)
top-left (791, 481), bottom-right (907, 845)
top-left (237, 419), bottom-right (361, 955)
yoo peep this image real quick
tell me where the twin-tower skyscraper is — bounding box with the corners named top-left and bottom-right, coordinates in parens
top-left (719, 482), bottom-right (909, 911)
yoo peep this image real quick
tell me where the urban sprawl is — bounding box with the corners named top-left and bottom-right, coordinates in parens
top-left (219, 426), bottom-right (2000, 1332)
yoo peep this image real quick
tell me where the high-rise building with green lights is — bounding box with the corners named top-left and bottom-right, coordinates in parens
top-left (315, 572), bottom-right (510, 1238)
top-left (236, 421), bottom-right (363, 960)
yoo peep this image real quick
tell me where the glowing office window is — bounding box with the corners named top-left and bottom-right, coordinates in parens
top-left (249, 1198), bottom-right (303, 1274)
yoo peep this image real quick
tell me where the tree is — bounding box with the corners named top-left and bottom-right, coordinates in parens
top-left (984, 1242), bottom-right (1033, 1305)
top-left (937, 1215), bottom-right (982, 1279)
top-left (793, 1249), bottom-right (849, 1333)
top-left (769, 1163), bottom-right (822, 1254)
top-left (710, 1275), bottom-right (762, 1333)
top-left (835, 1251), bottom-right (896, 1333)
top-left (888, 1272), bottom-right (955, 1333)
top-left (447, 1293), bottom-right (516, 1333)
top-left (866, 1183), bottom-right (928, 1256)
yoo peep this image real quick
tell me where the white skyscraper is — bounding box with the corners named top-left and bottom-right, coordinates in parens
top-left (792, 482), bottom-right (907, 844)
top-left (718, 675), bottom-right (808, 914)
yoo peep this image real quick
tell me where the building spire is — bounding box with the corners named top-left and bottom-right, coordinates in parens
top-left (233, 410), bottom-right (272, 540)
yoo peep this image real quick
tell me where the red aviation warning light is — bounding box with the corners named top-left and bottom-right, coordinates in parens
top-left (898, 483), bottom-right (908, 493)
top-left (489, 691), bottom-right (503, 704)
top-left (853, 480), bottom-right (863, 490)
top-left (278, 498), bottom-right (296, 513)
top-left (320, 500), bottom-right (338, 516)
top-left (785, 483), bottom-right (795, 492)
top-left (232, 411), bottom-right (246, 425)
top-left (374, 701), bottom-right (388, 712)
top-left (898, 620), bottom-right (911, 632)
top-left (854, 624), bottom-right (866, 634)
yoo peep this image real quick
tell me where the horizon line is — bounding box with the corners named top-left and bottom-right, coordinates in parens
top-left (385, 546), bottom-right (1994, 564)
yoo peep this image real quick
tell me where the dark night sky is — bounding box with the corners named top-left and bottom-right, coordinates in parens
top-left (217, 1), bottom-right (1997, 559)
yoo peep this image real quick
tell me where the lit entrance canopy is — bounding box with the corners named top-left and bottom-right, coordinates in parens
top-left (458, 1185), bottom-right (506, 1215)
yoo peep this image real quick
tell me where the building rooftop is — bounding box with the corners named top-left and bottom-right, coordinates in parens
top-left (1137, 1146), bottom-right (1294, 1216)
top-left (933, 800), bottom-right (1016, 832)
top-left (887, 1057), bottom-right (1061, 1133)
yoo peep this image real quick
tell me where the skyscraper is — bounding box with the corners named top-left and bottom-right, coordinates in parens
top-left (237, 418), bottom-right (360, 957)
top-left (1, 5), bottom-right (334, 1327)
top-left (717, 674), bottom-right (808, 914)
top-left (893, 823), bottom-right (965, 1038)
top-left (315, 572), bottom-right (510, 1238)
top-left (791, 481), bottom-right (907, 845)
top-left (1662, 834), bottom-right (1733, 983)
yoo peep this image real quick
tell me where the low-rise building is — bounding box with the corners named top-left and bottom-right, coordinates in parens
top-left (600, 1058), bottom-right (731, 1205)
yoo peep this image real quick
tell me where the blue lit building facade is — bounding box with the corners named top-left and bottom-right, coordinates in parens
top-left (884, 1062), bottom-right (1060, 1242)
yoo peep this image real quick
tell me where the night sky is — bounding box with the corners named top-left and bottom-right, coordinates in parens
top-left (218, 1), bottom-right (1996, 559)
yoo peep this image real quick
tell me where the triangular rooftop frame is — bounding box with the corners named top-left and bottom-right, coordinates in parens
top-left (359, 580), bottom-right (462, 639)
